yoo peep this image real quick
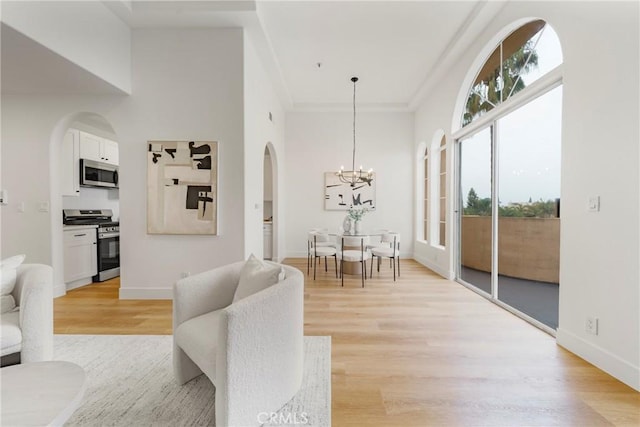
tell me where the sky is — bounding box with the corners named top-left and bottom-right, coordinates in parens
top-left (459, 24), bottom-right (563, 207)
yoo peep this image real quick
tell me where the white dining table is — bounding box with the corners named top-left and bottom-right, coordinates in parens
top-left (327, 230), bottom-right (393, 276)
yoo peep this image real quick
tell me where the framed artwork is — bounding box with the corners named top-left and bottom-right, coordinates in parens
top-left (324, 171), bottom-right (376, 211)
top-left (147, 140), bottom-right (218, 235)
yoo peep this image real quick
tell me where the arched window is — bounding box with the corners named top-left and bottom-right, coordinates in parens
top-left (455, 19), bottom-right (563, 332)
top-left (462, 20), bottom-right (562, 127)
top-left (422, 145), bottom-right (429, 241)
top-left (438, 135), bottom-right (446, 247)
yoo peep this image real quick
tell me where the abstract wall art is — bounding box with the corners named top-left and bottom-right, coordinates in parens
top-left (324, 172), bottom-right (376, 211)
top-left (147, 141), bottom-right (218, 235)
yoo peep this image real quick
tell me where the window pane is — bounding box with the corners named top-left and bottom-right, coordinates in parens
top-left (440, 149), bottom-right (447, 173)
top-left (462, 21), bottom-right (562, 127)
top-left (520, 25), bottom-right (563, 86)
top-left (459, 127), bottom-right (492, 294)
top-left (439, 222), bottom-right (446, 247)
top-left (497, 85), bottom-right (562, 330)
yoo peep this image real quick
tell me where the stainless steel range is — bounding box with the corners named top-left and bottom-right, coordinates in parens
top-left (63, 209), bottom-right (120, 282)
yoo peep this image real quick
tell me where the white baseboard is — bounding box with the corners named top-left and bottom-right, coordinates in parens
top-left (556, 327), bottom-right (639, 391)
top-left (413, 253), bottom-right (452, 279)
top-left (66, 277), bottom-right (92, 292)
top-left (119, 287), bottom-right (172, 300)
top-left (53, 282), bottom-right (67, 298)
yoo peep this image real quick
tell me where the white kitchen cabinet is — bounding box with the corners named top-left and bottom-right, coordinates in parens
top-left (63, 226), bottom-right (97, 283)
top-left (60, 129), bottom-right (80, 196)
top-left (263, 222), bottom-right (273, 260)
top-left (79, 131), bottom-right (119, 165)
top-left (101, 139), bottom-right (119, 165)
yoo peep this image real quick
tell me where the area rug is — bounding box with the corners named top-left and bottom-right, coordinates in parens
top-left (53, 335), bottom-right (331, 426)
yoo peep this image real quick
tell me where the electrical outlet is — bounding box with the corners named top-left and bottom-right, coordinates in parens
top-left (38, 201), bottom-right (50, 212)
top-left (586, 317), bottom-right (599, 335)
top-left (180, 272), bottom-right (190, 279)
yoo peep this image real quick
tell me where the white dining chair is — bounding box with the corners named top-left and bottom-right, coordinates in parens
top-left (370, 233), bottom-right (400, 281)
top-left (337, 235), bottom-right (371, 288)
top-left (308, 232), bottom-right (338, 280)
top-left (306, 228), bottom-right (336, 275)
top-left (365, 229), bottom-right (391, 251)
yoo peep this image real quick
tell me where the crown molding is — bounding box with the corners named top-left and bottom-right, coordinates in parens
top-left (290, 102), bottom-right (411, 113)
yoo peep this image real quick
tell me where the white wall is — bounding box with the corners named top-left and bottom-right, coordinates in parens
top-left (243, 35), bottom-right (286, 261)
top-left (116, 28), bottom-right (245, 298)
top-left (1, 28), bottom-right (246, 299)
top-left (414, 1), bottom-right (639, 390)
top-left (1, 0), bottom-right (131, 93)
top-left (285, 111), bottom-right (414, 257)
top-left (1, 95), bottom-right (126, 285)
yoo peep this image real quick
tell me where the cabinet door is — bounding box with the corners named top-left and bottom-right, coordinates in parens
top-left (61, 129), bottom-right (80, 196)
top-left (64, 230), bottom-right (97, 282)
top-left (101, 139), bottom-right (119, 165)
top-left (79, 131), bottom-right (102, 162)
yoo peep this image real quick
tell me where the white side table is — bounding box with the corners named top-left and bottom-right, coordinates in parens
top-left (1, 361), bottom-right (86, 426)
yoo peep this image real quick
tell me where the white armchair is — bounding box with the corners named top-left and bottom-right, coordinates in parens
top-left (173, 261), bottom-right (304, 427)
top-left (1, 264), bottom-right (54, 363)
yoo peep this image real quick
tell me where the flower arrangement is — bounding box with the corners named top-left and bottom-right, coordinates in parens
top-left (348, 206), bottom-right (370, 222)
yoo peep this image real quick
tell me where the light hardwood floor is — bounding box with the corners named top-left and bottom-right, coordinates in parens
top-left (54, 258), bottom-right (639, 426)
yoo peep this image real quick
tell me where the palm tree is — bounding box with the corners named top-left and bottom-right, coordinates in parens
top-left (463, 40), bottom-right (539, 126)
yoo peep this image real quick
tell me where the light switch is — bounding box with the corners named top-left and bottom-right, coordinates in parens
top-left (588, 196), bottom-right (600, 212)
top-left (17, 202), bottom-right (25, 213)
top-left (0, 189), bottom-right (7, 205)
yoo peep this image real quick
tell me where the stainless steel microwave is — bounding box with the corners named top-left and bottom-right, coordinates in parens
top-left (80, 159), bottom-right (119, 189)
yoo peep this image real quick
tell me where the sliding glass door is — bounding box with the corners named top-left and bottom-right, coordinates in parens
top-left (456, 87), bottom-right (562, 331)
top-left (458, 127), bottom-right (493, 295)
top-left (496, 86), bottom-right (562, 329)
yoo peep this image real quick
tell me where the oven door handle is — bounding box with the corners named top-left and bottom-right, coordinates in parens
top-left (99, 232), bottom-right (120, 239)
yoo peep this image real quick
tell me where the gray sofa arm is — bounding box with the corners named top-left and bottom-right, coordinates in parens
top-left (13, 264), bottom-right (53, 363)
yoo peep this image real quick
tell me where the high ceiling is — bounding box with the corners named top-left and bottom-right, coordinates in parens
top-left (2, 1), bottom-right (507, 110)
top-left (257, 1), bottom-right (482, 108)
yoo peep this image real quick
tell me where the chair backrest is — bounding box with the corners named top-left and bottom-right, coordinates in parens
top-left (342, 235), bottom-right (369, 248)
top-left (314, 232), bottom-right (331, 243)
top-left (381, 232), bottom-right (400, 245)
top-left (308, 231), bottom-right (331, 244)
top-left (380, 233), bottom-right (400, 255)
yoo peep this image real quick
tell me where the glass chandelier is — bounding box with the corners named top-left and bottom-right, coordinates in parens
top-left (338, 76), bottom-right (373, 187)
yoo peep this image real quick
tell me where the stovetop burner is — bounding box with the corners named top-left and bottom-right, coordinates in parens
top-left (63, 209), bottom-right (117, 226)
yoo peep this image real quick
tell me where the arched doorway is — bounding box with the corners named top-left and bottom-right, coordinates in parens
top-left (263, 143), bottom-right (278, 261)
top-left (50, 112), bottom-right (120, 297)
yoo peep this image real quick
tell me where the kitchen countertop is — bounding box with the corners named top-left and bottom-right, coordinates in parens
top-left (63, 224), bottom-right (98, 230)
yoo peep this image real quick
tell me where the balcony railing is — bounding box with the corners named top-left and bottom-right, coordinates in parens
top-left (461, 216), bottom-right (560, 284)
